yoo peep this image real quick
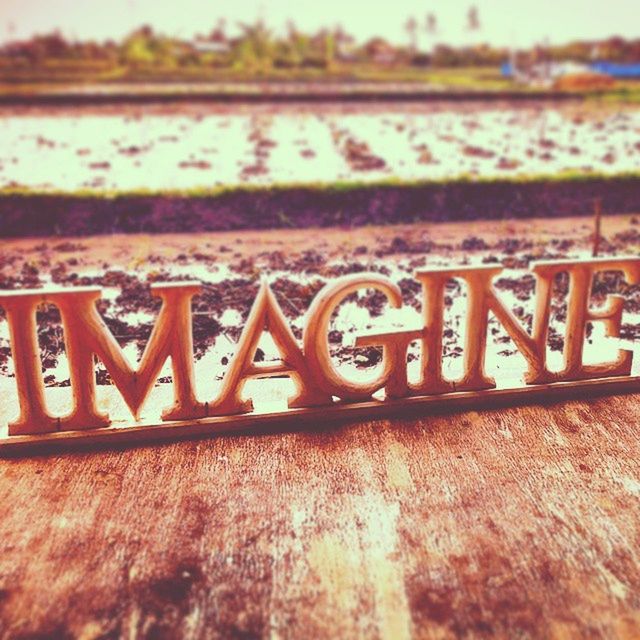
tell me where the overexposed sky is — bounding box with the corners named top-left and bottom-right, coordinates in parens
top-left (1, 0), bottom-right (637, 47)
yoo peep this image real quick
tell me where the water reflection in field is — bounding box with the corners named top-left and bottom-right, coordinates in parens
top-left (1, 102), bottom-right (639, 191)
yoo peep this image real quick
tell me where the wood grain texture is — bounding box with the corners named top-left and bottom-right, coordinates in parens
top-left (1, 392), bottom-right (640, 638)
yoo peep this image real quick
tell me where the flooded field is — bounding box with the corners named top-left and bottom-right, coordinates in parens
top-left (1, 102), bottom-right (639, 192)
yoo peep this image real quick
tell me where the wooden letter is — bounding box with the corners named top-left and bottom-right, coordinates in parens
top-left (304, 273), bottom-right (417, 401)
top-left (208, 282), bottom-right (331, 415)
top-left (0, 283), bottom-right (204, 435)
top-left (56, 282), bottom-right (204, 426)
top-left (531, 257), bottom-right (640, 381)
top-left (0, 290), bottom-right (59, 435)
top-left (414, 265), bottom-right (552, 391)
top-left (355, 328), bottom-right (422, 398)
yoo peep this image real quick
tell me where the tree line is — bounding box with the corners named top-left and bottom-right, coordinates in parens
top-left (1, 16), bottom-right (639, 73)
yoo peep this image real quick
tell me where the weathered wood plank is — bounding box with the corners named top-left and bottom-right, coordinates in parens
top-left (1, 393), bottom-right (640, 638)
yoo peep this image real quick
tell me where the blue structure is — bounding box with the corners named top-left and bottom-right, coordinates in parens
top-left (501, 60), bottom-right (640, 79)
top-left (501, 62), bottom-right (514, 77)
top-left (590, 62), bottom-right (640, 78)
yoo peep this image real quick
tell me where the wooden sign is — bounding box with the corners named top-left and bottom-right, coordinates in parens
top-left (1, 256), bottom-right (639, 454)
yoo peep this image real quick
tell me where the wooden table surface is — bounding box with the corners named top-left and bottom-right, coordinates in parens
top-left (0, 392), bottom-right (639, 638)
top-left (2, 216), bottom-right (640, 638)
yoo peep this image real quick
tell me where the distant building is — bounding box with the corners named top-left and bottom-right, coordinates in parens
top-left (193, 41), bottom-right (229, 54)
top-left (364, 38), bottom-right (397, 65)
top-left (335, 31), bottom-right (357, 62)
top-left (193, 30), bottom-right (229, 55)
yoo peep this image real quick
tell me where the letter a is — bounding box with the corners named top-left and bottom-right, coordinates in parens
top-left (208, 282), bottom-right (332, 415)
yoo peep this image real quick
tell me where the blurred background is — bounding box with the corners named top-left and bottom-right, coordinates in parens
top-left (0, 0), bottom-right (639, 212)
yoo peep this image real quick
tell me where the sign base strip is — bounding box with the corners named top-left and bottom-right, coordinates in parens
top-left (1, 374), bottom-right (639, 456)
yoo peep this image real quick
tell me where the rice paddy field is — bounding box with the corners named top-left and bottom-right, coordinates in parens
top-left (1, 100), bottom-right (640, 193)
